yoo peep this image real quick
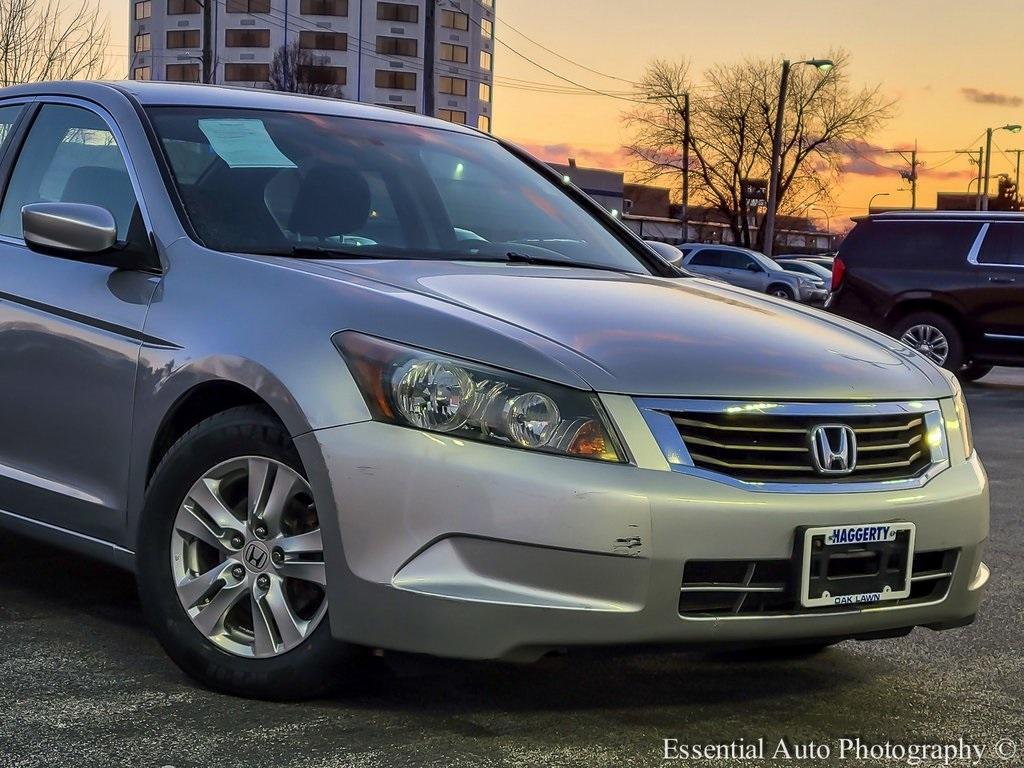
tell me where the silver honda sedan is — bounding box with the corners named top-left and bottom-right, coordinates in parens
top-left (0, 82), bottom-right (988, 700)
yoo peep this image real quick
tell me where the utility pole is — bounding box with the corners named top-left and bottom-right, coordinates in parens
top-left (423, 0), bottom-right (437, 117)
top-left (201, 0), bottom-right (213, 83)
top-left (887, 144), bottom-right (920, 209)
top-left (982, 128), bottom-right (994, 211)
top-left (679, 91), bottom-right (690, 243)
top-left (957, 147), bottom-right (984, 210)
top-left (762, 59), bottom-right (790, 259)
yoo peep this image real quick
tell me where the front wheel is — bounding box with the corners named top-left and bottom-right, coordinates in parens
top-left (767, 284), bottom-right (795, 300)
top-left (892, 312), bottom-right (964, 372)
top-left (136, 405), bottom-right (358, 700)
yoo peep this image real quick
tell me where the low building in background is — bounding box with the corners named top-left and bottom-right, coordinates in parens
top-left (129, 0), bottom-right (495, 131)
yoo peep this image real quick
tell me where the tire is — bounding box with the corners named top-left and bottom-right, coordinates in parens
top-left (767, 284), bottom-right (795, 300)
top-left (891, 311), bottom-right (964, 372)
top-left (136, 405), bottom-right (359, 700)
top-left (959, 362), bottom-right (993, 382)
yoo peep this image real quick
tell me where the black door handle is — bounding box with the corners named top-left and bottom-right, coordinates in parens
top-left (988, 276), bottom-right (1016, 283)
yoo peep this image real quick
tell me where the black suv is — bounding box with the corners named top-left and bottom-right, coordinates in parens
top-left (828, 211), bottom-right (1024, 381)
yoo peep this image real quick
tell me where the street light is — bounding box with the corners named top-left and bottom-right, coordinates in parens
top-left (982, 123), bottom-right (1022, 210)
top-left (649, 92), bottom-right (690, 243)
top-left (762, 58), bottom-right (834, 257)
top-left (868, 192), bottom-right (891, 212)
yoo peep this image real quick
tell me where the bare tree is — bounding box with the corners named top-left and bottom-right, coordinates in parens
top-left (0, 0), bottom-right (109, 86)
top-left (269, 42), bottom-right (344, 98)
top-left (625, 52), bottom-right (893, 250)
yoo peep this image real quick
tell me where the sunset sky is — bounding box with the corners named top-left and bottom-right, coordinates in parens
top-left (104, 0), bottom-right (1024, 228)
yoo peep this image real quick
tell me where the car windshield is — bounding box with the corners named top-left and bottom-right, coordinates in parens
top-left (146, 107), bottom-right (651, 274)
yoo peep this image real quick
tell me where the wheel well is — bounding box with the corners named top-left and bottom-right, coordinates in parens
top-left (886, 299), bottom-right (965, 334)
top-left (766, 282), bottom-right (792, 293)
top-left (146, 381), bottom-right (267, 485)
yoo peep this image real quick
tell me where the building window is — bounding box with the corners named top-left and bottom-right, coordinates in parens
top-left (297, 65), bottom-right (347, 85)
top-left (479, 50), bottom-right (492, 70)
top-left (298, 31), bottom-right (347, 50)
top-left (480, 17), bottom-right (493, 38)
top-left (437, 109), bottom-right (466, 125)
top-left (438, 76), bottom-right (467, 96)
top-left (376, 103), bottom-right (417, 112)
top-left (166, 63), bottom-right (200, 81)
top-left (224, 63), bottom-right (270, 81)
top-left (225, 28), bottom-right (270, 46)
top-left (134, 33), bottom-right (151, 52)
top-left (477, 115), bottom-right (490, 132)
top-left (376, 36), bottom-right (417, 56)
top-left (225, 0), bottom-right (271, 13)
top-left (439, 43), bottom-right (468, 64)
top-left (166, 29), bottom-right (201, 49)
top-left (478, 82), bottom-right (490, 102)
top-left (375, 70), bottom-right (416, 90)
top-left (132, 66), bottom-right (152, 80)
top-left (167, 0), bottom-right (200, 13)
top-left (134, 0), bottom-right (152, 19)
top-left (440, 9), bottom-right (469, 30)
top-left (299, 0), bottom-right (347, 15)
top-left (376, 2), bottom-right (417, 22)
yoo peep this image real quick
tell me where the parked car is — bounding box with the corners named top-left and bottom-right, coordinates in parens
top-left (796, 255), bottom-right (836, 271)
top-left (0, 82), bottom-right (988, 700)
top-left (777, 258), bottom-right (833, 304)
top-left (828, 211), bottom-right (1024, 380)
top-left (681, 244), bottom-right (826, 303)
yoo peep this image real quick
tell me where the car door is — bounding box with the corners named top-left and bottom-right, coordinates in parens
top-left (717, 249), bottom-right (765, 290)
top-left (970, 221), bottom-right (1024, 362)
top-left (0, 100), bottom-right (159, 543)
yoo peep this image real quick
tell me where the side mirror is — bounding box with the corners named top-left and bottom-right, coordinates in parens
top-left (644, 240), bottom-right (685, 268)
top-left (745, 262), bottom-right (762, 272)
top-left (22, 203), bottom-right (117, 256)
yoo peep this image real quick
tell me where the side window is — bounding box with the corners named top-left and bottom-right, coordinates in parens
top-left (687, 249), bottom-right (721, 267)
top-left (0, 104), bottom-right (24, 154)
top-left (846, 221), bottom-right (981, 268)
top-left (977, 223), bottom-right (1024, 266)
top-left (718, 250), bottom-right (754, 270)
top-left (0, 104), bottom-right (139, 241)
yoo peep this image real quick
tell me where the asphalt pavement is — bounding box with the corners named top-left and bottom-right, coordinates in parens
top-left (1, 370), bottom-right (1022, 768)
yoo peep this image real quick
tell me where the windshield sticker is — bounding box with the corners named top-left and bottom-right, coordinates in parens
top-left (198, 118), bottom-right (296, 169)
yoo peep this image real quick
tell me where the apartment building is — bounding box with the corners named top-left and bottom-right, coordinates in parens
top-left (129, 0), bottom-right (495, 131)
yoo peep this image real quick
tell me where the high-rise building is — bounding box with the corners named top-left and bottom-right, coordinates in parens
top-left (129, 0), bottom-right (495, 132)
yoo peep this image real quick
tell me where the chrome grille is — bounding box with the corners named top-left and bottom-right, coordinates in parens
top-left (634, 399), bottom-right (948, 490)
top-left (674, 411), bottom-right (930, 482)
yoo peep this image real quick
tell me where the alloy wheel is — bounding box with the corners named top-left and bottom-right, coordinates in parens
top-left (170, 457), bottom-right (327, 659)
top-left (899, 324), bottom-right (950, 366)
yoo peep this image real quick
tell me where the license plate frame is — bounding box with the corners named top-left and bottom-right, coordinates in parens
top-left (798, 522), bottom-right (916, 609)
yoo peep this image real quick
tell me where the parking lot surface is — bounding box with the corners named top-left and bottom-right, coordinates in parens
top-left (1, 371), bottom-right (1022, 768)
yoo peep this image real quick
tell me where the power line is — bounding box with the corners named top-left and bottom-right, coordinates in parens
top-left (468, 0), bottom-right (637, 85)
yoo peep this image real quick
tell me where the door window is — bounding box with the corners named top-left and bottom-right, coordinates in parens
top-left (687, 249), bottom-right (721, 267)
top-left (718, 250), bottom-right (756, 271)
top-left (977, 223), bottom-right (1024, 266)
top-left (0, 104), bottom-right (139, 241)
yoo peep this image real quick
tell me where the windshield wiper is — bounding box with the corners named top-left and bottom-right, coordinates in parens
top-left (286, 245), bottom-right (389, 260)
top-left (502, 250), bottom-right (639, 275)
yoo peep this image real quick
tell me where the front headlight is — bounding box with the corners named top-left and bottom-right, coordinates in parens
top-left (951, 377), bottom-right (974, 458)
top-left (335, 332), bottom-right (626, 462)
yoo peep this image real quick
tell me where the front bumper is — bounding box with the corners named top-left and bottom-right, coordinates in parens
top-left (296, 401), bottom-right (989, 662)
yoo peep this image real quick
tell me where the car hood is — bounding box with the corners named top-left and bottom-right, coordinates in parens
top-left (306, 259), bottom-right (952, 401)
